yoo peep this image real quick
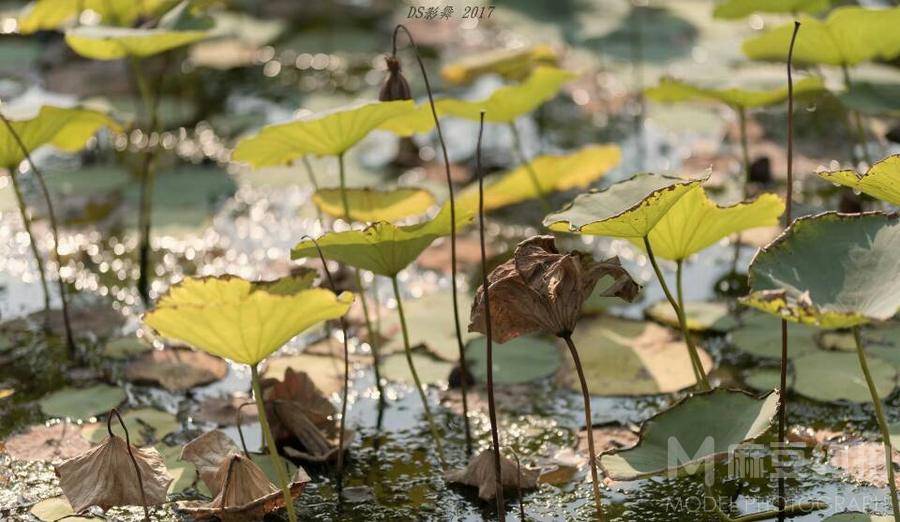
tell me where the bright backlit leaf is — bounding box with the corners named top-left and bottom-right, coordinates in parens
top-left (143, 275), bottom-right (354, 365)
top-left (291, 206), bottom-right (474, 277)
top-left (543, 173), bottom-right (702, 238)
top-left (455, 145), bottom-right (621, 212)
top-left (232, 100), bottom-right (415, 167)
top-left (464, 335), bottom-right (561, 385)
top-left (312, 187), bottom-right (436, 222)
top-left (645, 76), bottom-right (825, 109)
top-left (600, 389), bottom-right (779, 480)
top-left (18, 0), bottom-right (174, 34)
top-left (742, 7), bottom-right (900, 66)
top-left (818, 155), bottom-right (900, 205)
top-left (743, 212), bottom-right (900, 328)
top-left (628, 189), bottom-right (784, 261)
top-left (65, 25), bottom-right (209, 60)
top-left (713, 0), bottom-right (830, 19)
top-left (0, 105), bottom-right (119, 168)
top-left (440, 44), bottom-right (559, 86)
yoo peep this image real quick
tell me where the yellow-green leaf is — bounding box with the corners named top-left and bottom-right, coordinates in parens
top-left (0, 105), bottom-right (119, 168)
top-left (18, 0), bottom-right (174, 34)
top-left (291, 205), bottom-right (473, 276)
top-left (232, 100), bottom-right (415, 167)
top-left (817, 154), bottom-right (900, 205)
top-left (742, 7), bottom-right (900, 66)
top-left (64, 25), bottom-right (209, 60)
top-left (438, 66), bottom-right (576, 123)
top-left (543, 173), bottom-right (702, 238)
top-left (377, 103), bottom-right (436, 137)
top-left (455, 145), bottom-right (621, 212)
top-left (713, 0), bottom-right (830, 20)
top-left (645, 76), bottom-right (825, 109)
top-left (629, 190), bottom-right (784, 261)
top-left (143, 275), bottom-right (354, 365)
top-left (440, 44), bottom-right (559, 86)
top-left (312, 187), bottom-right (436, 223)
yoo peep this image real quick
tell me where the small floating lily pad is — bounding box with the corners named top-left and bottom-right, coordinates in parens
top-left (380, 350), bottom-right (453, 386)
top-left (39, 385), bottom-right (126, 419)
top-left (82, 408), bottom-right (179, 446)
top-left (30, 497), bottom-right (100, 522)
top-left (4, 423), bottom-right (91, 462)
top-left (645, 300), bottom-right (738, 332)
top-left (382, 288), bottom-right (477, 361)
top-left (464, 335), bottom-right (561, 385)
top-left (729, 312), bottom-right (821, 359)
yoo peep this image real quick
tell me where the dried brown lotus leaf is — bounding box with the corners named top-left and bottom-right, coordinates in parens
top-left (125, 347), bottom-right (228, 392)
top-left (445, 449), bottom-right (540, 501)
top-left (194, 395), bottom-right (257, 427)
top-left (4, 422), bottom-right (91, 462)
top-left (262, 368), bottom-right (335, 421)
top-left (55, 435), bottom-right (172, 512)
top-left (273, 400), bottom-right (352, 462)
top-left (180, 430), bottom-right (242, 493)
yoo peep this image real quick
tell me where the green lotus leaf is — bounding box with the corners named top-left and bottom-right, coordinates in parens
top-left (438, 66), bottom-right (576, 123)
top-left (39, 384), bottom-right (126, 419)
top-left (742, 7), bottom-right (900, 66)
top-left (818, 155), bottom-right (900, 205)
top-left (18, 0), bottom-right (174, 34)
top-left (464, 335), bottom-right (561, 385)
top-left (378, 103), bottom-right (437, 137)
top-left (380, 349), bottom-right (453, 385)
top-left (381, 288), bottom-right (477, 361)
top-left (627, 189), bottom-right (784, 261)
top-left (645, 300), bottom-right (739, 332)
top-left (742, 212), bottom-right (900, 329)
top-left (600, 389), bottom-right (780, 480)
top-left (822, 514), bottom-right (894, 522)
top-left (440, 44), bottom-right (559, 86)
top-left (0, 105), bottom-right (119, 168)
top-left (65, 25), bottom-right (209, 60)
top-left (838, 81), bottom-right (900, 117)
top-left (713, 0), bottom-right (830, 19)
top-left (566, 316), bottom-right (713, 396)
top-left (82, 408), bottom-right (179, 445)
top-left (543, 173), bottom-right (703, 238)
top-left (645, 76), bottom-right (825, 109)
top-left (291, 205), bottom-right (474, 277)
top-left (312, 187), bottom-right (436, 223)
top-left (143, 275), bottom-right (354, 365)
top-left (730, 311), bottom-right (821, 359)
top-left (455, 145), bottom-right (621, 212)
top-left (232, 100), bottom-right (415, 167)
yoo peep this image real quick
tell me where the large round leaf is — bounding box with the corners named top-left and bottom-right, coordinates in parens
top-left (543, 173), bottom-right (702, 238)
top-left (600, 389), bottom-right (780, 480)
top-left (645, 300), bottom-right (738, 332)
top-left (464, 335), bottom-right (561, 384)
top-left (312, 187), bottom-right (435, 223)
top-left (381, 288), bottom-right (477, 361)
top-left (18, 0), bottom-right (172, 34)
top-left (729, 311), bottom-right (821, 359)
top-left (742, 7), bottom-right (900, 66)
top-left (39, 385), bottom-right (126, 419)
top-left (232, 100), bottom-right (415, 167)
top-left (645, 76), bottom-right (825, 109)
top-left (81, 408), bottom-right (179, 445)
top-left (743, 212), bottom-right (900, 328)
top-left (454, 145), bottom-right (621, 213)
top-left (628, 188), bottom-right (784, 261)
top-left (713, 0), bottom-right (830, 19)
top-left (440, 44), bottom-right (559, 86)
top-left (65, 25), bottom-right (209, 60)
top-left (818, 155), bottom-right (900, 206)
top-left (291, 206), bottom-right (473, 277)
top-left (565, 316), bottom-right (712, 396)
top-left (380, 350), bottom-right (452, 385)
top-left (143, 275), bottom-right (354, 365)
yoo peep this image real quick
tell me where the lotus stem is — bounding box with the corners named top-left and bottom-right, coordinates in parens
top-left (301, 156), bottom-right (325, 225)
top-left (674, 260), bottom-right (707, 386)
top-left (561, 333), bottom-right (604, 520)
top-left (730, 106), bottom-right (751, 274)
top-left (235, 401), bottom-right (254, 457)
top-left (391, 24), bottom-right (474, 456)
top-left (390, 275), bottom-right (447, 468)
top-left (476, 111), bottom-right (506, 520)
top-left (840, 64), bottom-right (872, 167)
top-left (644, 237), bottom-right (709, 390)
top-left (853, 326), bottom-right (900, 519)
top-left (512, 451), bottom-right (526, 520)
top-left (107, 408), bottom-right (150, 522)
top-left (507, 120), bottom-right (550, 211)
top-left (250, 364), bottom-right (298, 522)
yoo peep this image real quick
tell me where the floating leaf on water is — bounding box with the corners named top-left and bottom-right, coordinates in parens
top-left (445, 449), bottom-right (540, 501)
top-left (4, 422), bottom-right (91, 462)
top-left (274, 400), bottom-right (351, 463)
top-left (743, 212), bottom-right (900, 328)
top-left (543, 173), bottom-right (702, 237)
top-left (454, 145), bottom-right (621, 212)
top-left (232, 100), bottom-right (415, 167)
top-left (102, 337), bottom-right (151, 360)
top-left (81, 408), bottom-right (179, 446)
top-left (464, 335), bottom-right (561, 385)
top-left (440, 44), bottom-right (559, 86)
top-left (564, 316), bottom-right (713, 396)
top-left (713, 0), bottom-right (830, 19)
top-left (157, 444), bottom-right (199, 494)
top-left (39, 385), bottom-right (126, 420)
top-left (600, 389), bottom-right (780, 480)
top-left (291, 205), bottom-right (473, 277)
top-left (645, 300), bottom-right (739, 332)
top-left (729, 311), bottom-right (821, 359)
top-left (143, 275), bottom-right (353, 366)
top-left (261, 354), bottom-right (344, 396)
top-left (817, 155), bottom-right (900, 206)
top-left (193, 394), bottom-right (257, 427)
top-left (29, 496), bottom-right (101, 522)
top-left (380, 350), bottom-right (453, 385)
top-left (742, 7), bottom-right (900, 66)
top-left (381, 288), bottom-right (476, 361)
top-left (645, 76), bottom-right (825, 109)
top-left (312, 187), bottom-right (436, 222)
top-left (125, 347), bottom-right (228, 392)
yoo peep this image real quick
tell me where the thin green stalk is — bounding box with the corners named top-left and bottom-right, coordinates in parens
top-left (7, 169), bottom-right (52, 328)
top-left (675, 260), bottom-right (707, 386)
top-left (643, 237), bottom-right (709, 390)
top-left (852, 327), bottom-right (900, 519)
top-left (250, 364), bottom-right (298, 522)
top-left (507, 121), bottom-right (549, 211)
top-left (841, 64), bottom-right (872, 167)
top-left (301, 156), bottom-right (325, 225)
top-left (390, 275), bottom-right (447, 468)
top-left (731, 107), bottom-right (751, 274)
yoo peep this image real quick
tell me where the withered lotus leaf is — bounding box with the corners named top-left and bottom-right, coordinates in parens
top-left (180, 429), bottom-right (242, 493)
top-left (445, 449), bottom-right (539, 501)
top-left (262, 368), bottom-right (335, 423)
top-left (55, 434), bottom-right (172, 512)
top-left (469, 235), bottom-right (640, 342)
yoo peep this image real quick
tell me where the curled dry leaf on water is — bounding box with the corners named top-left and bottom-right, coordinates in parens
top-left (261, 367), bottom-right (336, 423)
top-left (273, 399), bottom-right (351, 463)
top-left (468, 235), bottom-right (640, 342)
top-left (3, 422), bottom-right (91, 462)
top-left (445, 449), bottom-right (540, 501)
top-left (124, 347), bottom-right (229, 392)
top-left (194, 395), bottom-right (258, 427)
top-left (55, 432), bottom-right (172, 512)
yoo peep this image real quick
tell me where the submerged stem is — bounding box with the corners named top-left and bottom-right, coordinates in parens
top-left (852, 327), bottom-right (900, 519)
top-left (250, 364), bottom-right (298, 522)
top-left (562, 334), bottom-right (604, 520)
top-left (507, 120), bottom-right (549, 211)
top-left (6, 168), bottom-right (52, 330)
top-left (390, 275), bottom-right (447, 468)
top-left (391, 24), bottom-right (473, 456)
